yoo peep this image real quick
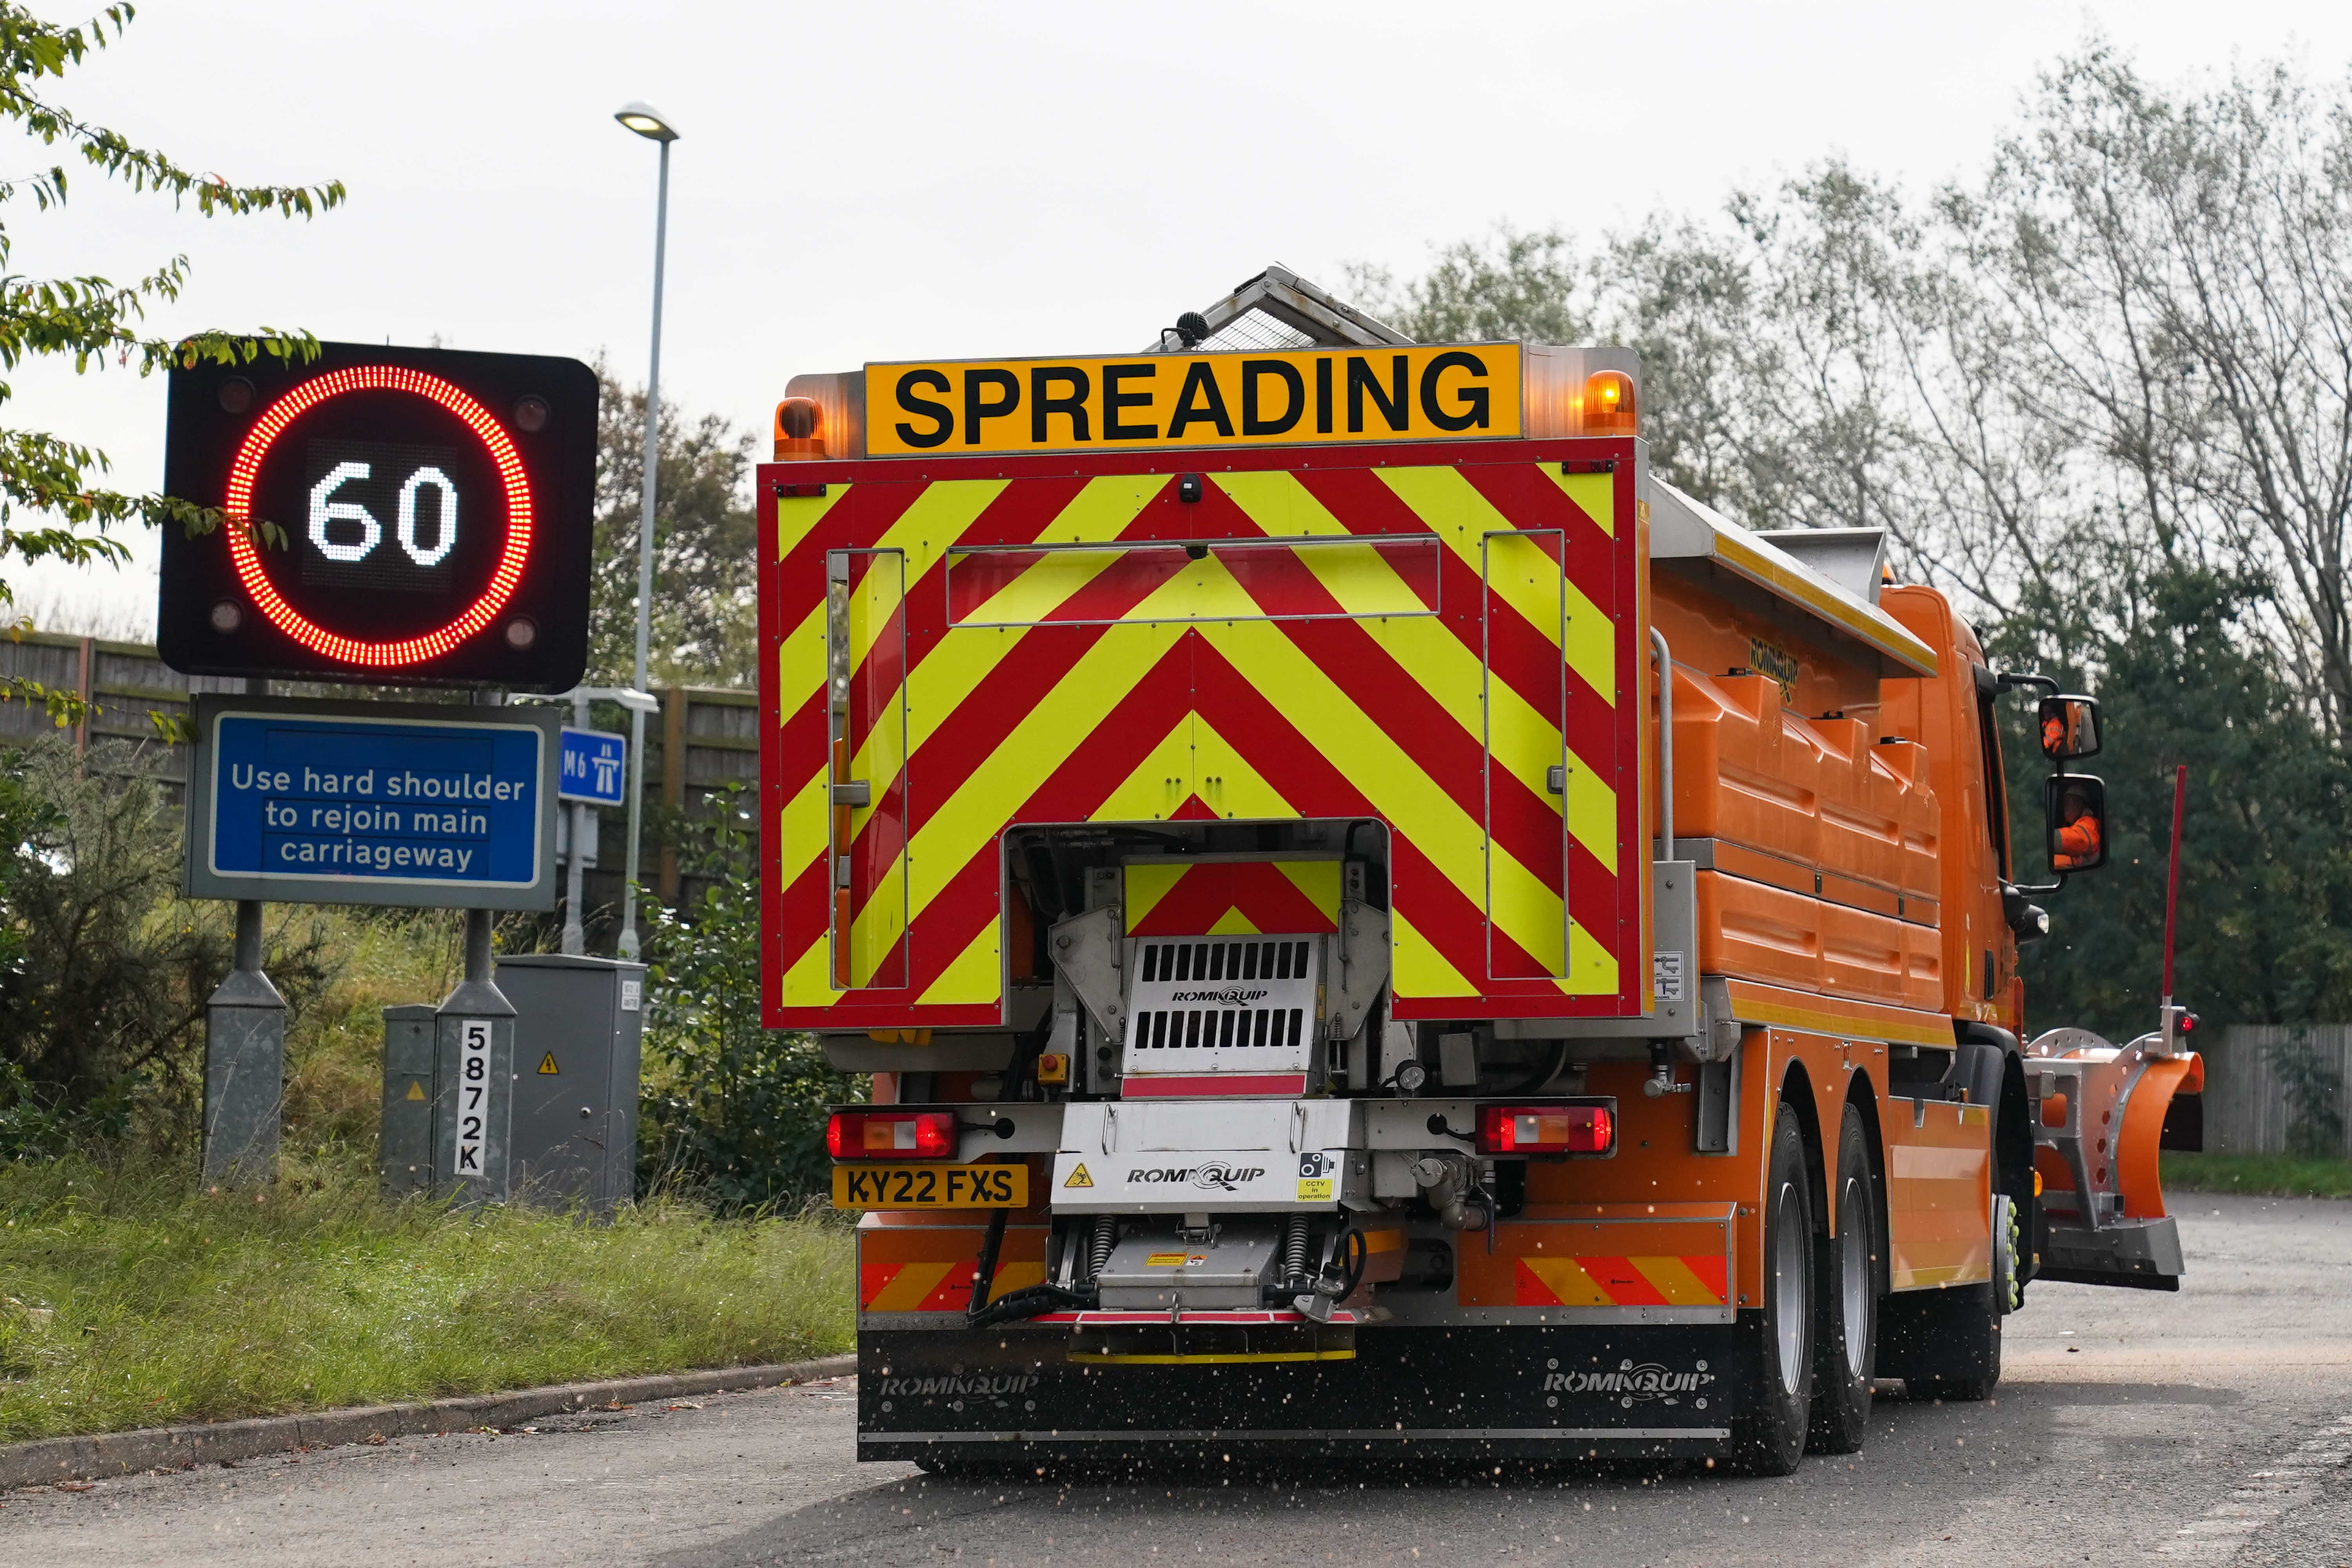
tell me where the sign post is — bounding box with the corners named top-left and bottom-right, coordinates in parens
top-left (202, 897), bottom-right (286, 1186)
top-left (437, 908), bottom-right (516, 1205)
top-left (185, 693), bottom-right (559, 1202)
top-left (558, 714), bottom-right (627, 955)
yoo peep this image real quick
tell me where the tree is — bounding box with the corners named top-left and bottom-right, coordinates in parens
top-left (1343, 227), bottom-right (1590, 347)
top-left (1991, 563), bottom-right (2352, 1040)
top-left (1964, 47), bottom-right (2352, 747)
top-left (588, 368), bottom-right (759, 690)
top-left (0, 4), bottom-right (341, 722)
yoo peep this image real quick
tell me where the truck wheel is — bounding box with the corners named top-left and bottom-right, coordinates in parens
top-left (1733, 1108), bottom-right (1815, 1475)
top-left (1806, 1103), bottom-right (1877, 1454)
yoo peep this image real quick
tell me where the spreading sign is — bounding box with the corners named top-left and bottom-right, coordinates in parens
top-left (158, 343), bottom-right (596, 690)
top-left (185, 694), bottom-right (559, 911)
top-left (864, 344), bottom-right (1523, 457)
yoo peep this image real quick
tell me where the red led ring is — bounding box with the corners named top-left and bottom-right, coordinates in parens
top-left (222, 365), bottom-right (534, 668)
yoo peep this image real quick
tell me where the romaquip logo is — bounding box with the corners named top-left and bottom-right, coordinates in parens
top-left (1169, 988), bottom-right (1268, 1006)
top-left (1124, 1161), bottom-right (1267, 1191)
top-left (1544, 1360), bottom-right (1715, 1401)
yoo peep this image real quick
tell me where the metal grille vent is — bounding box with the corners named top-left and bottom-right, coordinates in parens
top-left (1120, 935), bottom-right (1321, 1077)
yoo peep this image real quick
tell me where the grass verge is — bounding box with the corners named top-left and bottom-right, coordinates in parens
top-left (0, 1152), bottom-right (853, 1444)
top-left (2161, 1152), bottom-right (2352, 1200)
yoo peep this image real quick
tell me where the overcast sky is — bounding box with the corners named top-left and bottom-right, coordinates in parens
top-left (18, 0), bottom-right (2352, 635)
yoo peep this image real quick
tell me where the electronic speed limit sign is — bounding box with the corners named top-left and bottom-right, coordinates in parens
top-left (159, 343), bottom-right (597, 690)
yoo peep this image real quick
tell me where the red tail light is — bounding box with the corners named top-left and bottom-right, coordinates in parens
top-left (1477, 1103), bottom-right (1614, 1156)
top-left (826, 1109), bottom-right (956, 1160)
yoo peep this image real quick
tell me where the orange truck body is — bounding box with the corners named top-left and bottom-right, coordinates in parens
top-left (759, 327), bottom-right (2197, 1470)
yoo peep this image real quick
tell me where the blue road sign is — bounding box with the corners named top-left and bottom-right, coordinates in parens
top-left (559, 726), bottom-right (627, 806)
top-left (187, 695), bottom-right (557, 911)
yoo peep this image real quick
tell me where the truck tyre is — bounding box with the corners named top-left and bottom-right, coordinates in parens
top-left (1733, 1108), bottom-right (1816, 1475)
top-left (1806, 1103), bottom-right (1878, 1454)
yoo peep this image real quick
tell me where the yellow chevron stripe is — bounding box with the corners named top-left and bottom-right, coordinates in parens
top-left (1124, 859), bottom-right (1188, 929)
top-left (777, 601), bottom-right (826, 731)
top-left (1628, 1255), bottom-right (1724, 1306)
top-left (1092, 714), bottom-right (1194, 823)
top-left (1274, 859), bottom-right (1344, 924)
top-left (898, 477), bottom-right (1165, 768)
top-left (919, 920), bottom-right (1000, 1006)
top-left (983, 1262), bottom-right (1047, 1302)
top-left (1543, 466), bottom-right (1615, 537)
top-left (780, 914), bottom-right (836, 1007)
top-left (1207, 907), bottom-right (1259, 935)
top-left (1205, 621), bottom-right (1608, 992)
top-left (1394, 906), bottom-right (1475, 997)
top-left (777, 484), bottom-right (849, 556)
top-left (1213, 471), bottom-right (1617, 875)
top-left (1374, 466), bottom-right (1615, 704)
top-left (1190, 714), bottom-right (1300, 822)
top-left (866, 1261), bottom-right (957, 1311)
top-left (1519, 1256), bottom-right (1613, 1307)
top-left (910, 621), bottom-right (1181, 938)
top-left (944, 472), bottom-right (1171, 627)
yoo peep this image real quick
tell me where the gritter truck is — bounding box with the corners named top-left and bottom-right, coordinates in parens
top-left (757, 267), bottom-right (2204, 1474)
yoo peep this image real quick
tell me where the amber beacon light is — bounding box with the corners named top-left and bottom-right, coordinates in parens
top-left (158, 342), bottom-right (598, 690)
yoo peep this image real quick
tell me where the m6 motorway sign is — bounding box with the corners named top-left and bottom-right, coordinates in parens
top-left (558, 726), bottom-right (627, 806)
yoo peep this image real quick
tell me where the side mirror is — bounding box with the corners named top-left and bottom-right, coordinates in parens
top-left (2043, 773), bottom-right (2109, 874)
top-left (2037, 695), bottom-right (2102, 761)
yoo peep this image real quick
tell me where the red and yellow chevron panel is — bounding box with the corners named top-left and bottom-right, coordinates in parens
top-left (1512, 1254), bottom-right (1729, 1308)
top-left (759, 437), bottom-right (1646, 1029)
top-left (1125, 858), bottom-right (1340, 936)
top-left (857, 1220), bottom-right (1048, 1314)
top-left (1454, 1209), bottom-right (1735, 1311)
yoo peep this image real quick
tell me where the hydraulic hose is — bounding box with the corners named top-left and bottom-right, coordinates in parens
top-left (1329, 1226), bottom-right (1368, 1303)
top-left (967, 1281), bottom-right (1095, 1328)
top-left (965, 1206), bottom-right (1009, 1324)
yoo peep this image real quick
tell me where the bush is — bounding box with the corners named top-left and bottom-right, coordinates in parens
top-left (639, 790), bottom-right (859, 1209)
top-left (0, 740), bottom-right (330, 1156)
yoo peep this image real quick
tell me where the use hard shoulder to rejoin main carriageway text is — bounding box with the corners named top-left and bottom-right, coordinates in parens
top-left (224, 764), bottom-right (528, 801)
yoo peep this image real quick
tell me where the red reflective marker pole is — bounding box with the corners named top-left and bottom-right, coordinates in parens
top-left (2160, 764), bottom-right (2189, 1048)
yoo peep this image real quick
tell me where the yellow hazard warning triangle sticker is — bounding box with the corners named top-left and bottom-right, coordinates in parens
top-left (537, 1053), bottom-right (560, 1075)
top-left (1064, 1163), bottom-right (1093, 1188)
top-left (403, 1080), bottom-right (426, 1102)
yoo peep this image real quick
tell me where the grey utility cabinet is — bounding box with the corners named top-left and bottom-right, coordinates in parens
top-left (494, 953), bottom-right (647, 1214)
top-left (379, 1004), bottom-right (438, 1198)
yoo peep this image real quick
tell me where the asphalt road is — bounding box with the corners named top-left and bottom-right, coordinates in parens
top-left (5, 1193), bottom-right (2348, 1568)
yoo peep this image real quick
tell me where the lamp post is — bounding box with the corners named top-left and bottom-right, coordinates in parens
top-left (613, 100), bottom-right (677, 961)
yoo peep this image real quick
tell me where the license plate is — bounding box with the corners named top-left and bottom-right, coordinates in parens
top-left (831, 1163), bottom-right (1028, 1209)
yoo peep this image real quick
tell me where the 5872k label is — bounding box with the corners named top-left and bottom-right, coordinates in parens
top-left (831, 1163), bottom-right (1028, 1209)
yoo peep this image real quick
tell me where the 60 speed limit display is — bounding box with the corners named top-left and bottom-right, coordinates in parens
top-left (159, 343), bottom-right (596, 691)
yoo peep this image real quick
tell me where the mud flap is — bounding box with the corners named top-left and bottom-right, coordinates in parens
top-left (859, 1324), bottom-right (1751, 1461)
top-left (1876, 1284), bottom-right (2001, 1384)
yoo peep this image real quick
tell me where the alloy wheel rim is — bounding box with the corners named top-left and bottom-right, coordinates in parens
top-left (1773, 1180), bottom-right (1806, 1397)
top-left (1840, 1176), bottom-right (1870, 1381)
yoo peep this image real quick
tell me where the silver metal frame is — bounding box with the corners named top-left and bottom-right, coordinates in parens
top-left (1479, 528), bottom-right (1572, 981)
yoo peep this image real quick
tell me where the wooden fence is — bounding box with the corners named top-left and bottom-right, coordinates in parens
top-left (2203, 1025), bottom-right (2352, 1158)
top-left (0, 628), bottom-right (758, 946)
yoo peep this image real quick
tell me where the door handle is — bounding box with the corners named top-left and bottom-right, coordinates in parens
top-left (831, 780), bottom-right (871, 807)
top-left (1545, 765), bottom-right (1567, 795)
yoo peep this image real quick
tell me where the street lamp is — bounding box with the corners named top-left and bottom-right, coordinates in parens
top-left (613, 100), bottom-right (677, 961)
